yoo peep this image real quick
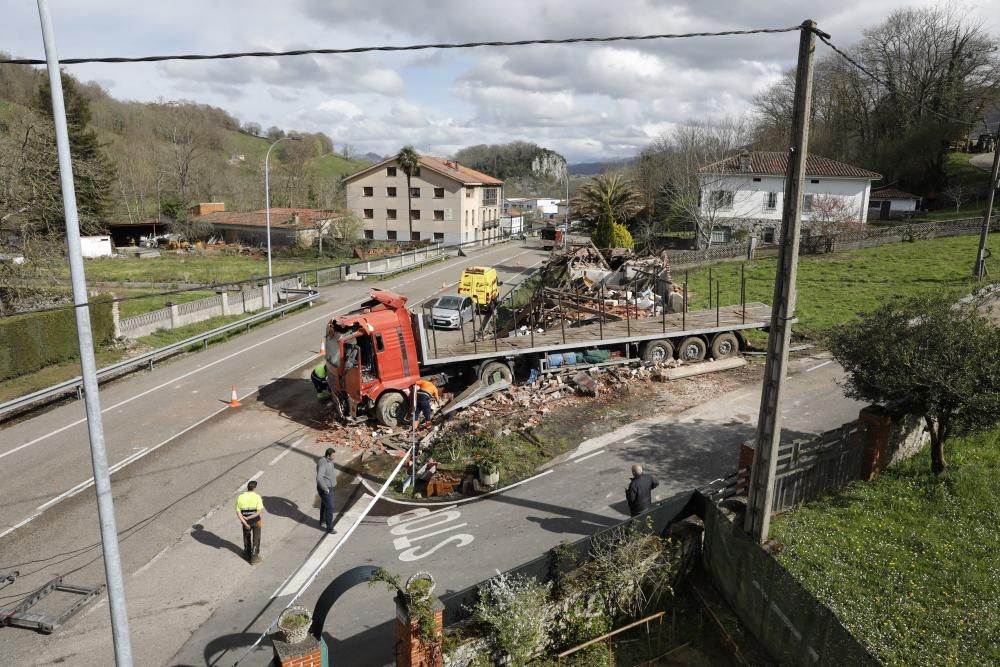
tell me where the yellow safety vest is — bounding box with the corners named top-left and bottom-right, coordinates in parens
top-left (235, 491), bottom-right (263, 519)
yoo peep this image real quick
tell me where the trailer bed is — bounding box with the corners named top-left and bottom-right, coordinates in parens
top-left (417, 302), bottom-right (773, 365)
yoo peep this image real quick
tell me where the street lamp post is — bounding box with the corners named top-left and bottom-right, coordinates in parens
top-left (264, 135), bottom-right (301, 309)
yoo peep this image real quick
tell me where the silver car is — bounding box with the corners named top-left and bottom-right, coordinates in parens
top-left (428, 295), bottom-right (474, 329)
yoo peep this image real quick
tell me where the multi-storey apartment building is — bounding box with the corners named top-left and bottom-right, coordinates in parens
top-left (345, 155), bottom-right (504, 245)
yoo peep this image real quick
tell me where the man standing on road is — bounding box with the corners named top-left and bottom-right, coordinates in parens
top-left (625, 464), bottom-right (659, 517)
top-left (235, 480), bottom-right (264, 563)
top-left (317, 448), bottom-right (337, 533)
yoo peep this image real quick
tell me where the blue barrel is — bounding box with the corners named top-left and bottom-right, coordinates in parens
top-left (548, 353), bottom-right (564, 368)
top-left (564, 352), bottom-right (577, 365)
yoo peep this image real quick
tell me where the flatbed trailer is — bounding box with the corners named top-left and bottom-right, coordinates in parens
top-left (324, 287), bottom-right (773, 426)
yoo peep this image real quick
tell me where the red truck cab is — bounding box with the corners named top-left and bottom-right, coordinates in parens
top-left (324, 289), bottom-right (422, 425)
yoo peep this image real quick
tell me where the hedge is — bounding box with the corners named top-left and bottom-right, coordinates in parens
top-left (0, 297), bottom-right (115, 382)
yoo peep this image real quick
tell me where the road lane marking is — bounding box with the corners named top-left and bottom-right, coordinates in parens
top-left (0, 515), bottom-right (38, 539)
top-left (574, 449), bottom-right (606, 463)
top-left (0, 245), bottom-right (540, 462)
top-left (805, 360), bottom-right (833, 372)
top-left (273, 492), bottom-right (376, 598)
top-left (622, 437), bottom-right (638, 444)
top-left (269, 437), bottom-right (303, 466)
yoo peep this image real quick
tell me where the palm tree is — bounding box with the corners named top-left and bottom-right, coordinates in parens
top-left (396, 146), bottom-right (420, 240)
top-left (571, 172), bottom-right (643, 227)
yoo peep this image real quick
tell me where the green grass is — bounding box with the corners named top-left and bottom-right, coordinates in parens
top-left (74, 253), bottom-right (343, 285)
top-left (136, 312), bottom-right (259, 348)
top-left (943, 152), bottom-right (991, 190)
top-left (681, 234), bottom-right (999, 337)
top-left (306, 153), bottom-right (369, 181)
top-left (770, 430), bottom-right (1000, 666)
top-left (921, 203), bottom-right (995, 221)
top-left (0, 347), bottom-right (126, 404)
top-left (113, 288), bottom-right (216, 318)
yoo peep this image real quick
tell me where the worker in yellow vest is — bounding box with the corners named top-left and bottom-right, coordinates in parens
top-left (311, 362), bottom-right (331, 401)
top-left (414, 379), bottom-right (439, 428)
top-left (235, 480), bottom-right (265, 563)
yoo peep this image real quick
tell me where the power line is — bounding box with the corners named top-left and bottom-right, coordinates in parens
top-left (0, 27), bottom-right (803, 66)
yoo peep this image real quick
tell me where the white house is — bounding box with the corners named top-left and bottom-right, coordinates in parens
top-left (698, 152), bottom-right (882, 243)
top-left (80, 235), bottom-right (113, 258)
top-left (503, 197), bottom-right (560, 218)
top-left (868, 187), bottom-right (921, 220)
top-left (499, 214), bottom-right (525, 236)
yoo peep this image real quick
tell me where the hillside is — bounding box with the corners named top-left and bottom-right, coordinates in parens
top-left (0, 58), bottom-right (369, 229)
top-left (453, 141), bottom-right (567, 197)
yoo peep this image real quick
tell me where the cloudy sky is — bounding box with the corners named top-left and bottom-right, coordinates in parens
top-left (3, 1), bottom-right (996, 162)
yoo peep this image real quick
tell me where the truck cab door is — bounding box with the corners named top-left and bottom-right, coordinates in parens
top-left (341, 337), bottom-right (363, 417)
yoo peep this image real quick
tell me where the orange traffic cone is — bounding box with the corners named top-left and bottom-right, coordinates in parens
top-left (319, 338), bottom-right (326, 356)
top-left (228, 384), bottom-right (241, 408)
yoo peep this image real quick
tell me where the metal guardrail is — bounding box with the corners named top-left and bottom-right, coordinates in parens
top-left (0, 289), bottom-right (319, 422)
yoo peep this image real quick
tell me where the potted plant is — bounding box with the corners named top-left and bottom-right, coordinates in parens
top-left (276, 605), bottom-right (312, 644)
top-left (478, 455), bottom-right (500, 487)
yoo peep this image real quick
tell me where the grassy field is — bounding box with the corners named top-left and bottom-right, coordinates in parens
top-left (306, 153), bottom-right (369, 180)
top-left (0, 347), bottom-right (126, 404)
top-left (682, 234), bottom-right (998, 337)
top-left (770, 430), bottom-right (1000, 666)
top-left (77, 253), bottom-right (344, 285)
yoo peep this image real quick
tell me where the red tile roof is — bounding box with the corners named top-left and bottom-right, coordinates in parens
top-left (699, 151), bottom-right (882, 179)
top-left (419, 156), bottom-right (504, 185)
top-left (870, 187), bottom-right (921, 200)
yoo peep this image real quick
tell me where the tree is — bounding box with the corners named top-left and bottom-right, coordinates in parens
top-left (396, 145), bottom-right (420, 239)
top-left (829, 295), bottom-right (1000, 474)
top-left (571, 172), bottom-right (642, 229)
top-left (806, 194), bottom-right (862, 252)
top-left (942, 183), bottom-right (967, 215)
top-left (592, 201), bottom-right (634, 251)
top-left (323, 211), bottom-right (364, 256)
top-left (33, 71), bottom-right (115, 232)
top-left (242, 121), bottom-right (262, 136)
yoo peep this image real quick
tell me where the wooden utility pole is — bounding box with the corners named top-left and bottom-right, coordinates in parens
top-left (973, 130), bottom-right (1000, 280)
top-left (744, 20), bottom-right (819, 544)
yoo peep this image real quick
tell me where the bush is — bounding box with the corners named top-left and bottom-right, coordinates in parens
top-left (0, 297), bottom-right (114, 381)
top-left (471, 572), bottom-right (551, 664)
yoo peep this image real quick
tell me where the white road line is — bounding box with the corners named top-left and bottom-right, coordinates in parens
top-left (805, 360), bottom-right (833, 373)
top-left (622, 437), bottom-right (638, 444)
top-left (273, 493), bottom-right (376, 598)
top-left (232, 470), bottom-right (264, 496)
top-left (0, 515), bottom-right (38, 539)
top-left (366, 469), bottom-right (554, 507)
top-left (0, 245), bottom-right (538, 462)
top-left (269, 437), bottom-right (303, 466)
top-left (574, 449), bottom-right (606, 463)
top-left (132, 543), bottom-right (173, 578)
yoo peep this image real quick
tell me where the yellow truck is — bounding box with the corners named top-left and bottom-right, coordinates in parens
top-left (457, 266), bottom-right (500, 307)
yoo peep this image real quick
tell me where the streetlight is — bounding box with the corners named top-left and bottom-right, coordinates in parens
top-left (264, 134), bottom-right (301, 309)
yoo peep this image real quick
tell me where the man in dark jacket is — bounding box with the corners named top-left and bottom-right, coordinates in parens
top-left (316, 448), bottom-right (337, 533)
top-left (625, 464), bottom-right (659, 517)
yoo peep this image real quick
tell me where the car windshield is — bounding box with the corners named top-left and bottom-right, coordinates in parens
top-left (436, 296), bottom-right (463, 310)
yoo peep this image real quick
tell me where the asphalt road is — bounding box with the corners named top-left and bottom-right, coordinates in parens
top-left (0, 239), bottom-right (862, 667)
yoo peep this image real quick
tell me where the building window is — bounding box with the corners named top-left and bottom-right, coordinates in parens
top-left (763, 228), bottom-right (775, 243)
top-left (434, 232), bottom-right (444, 242)
top-left (752, 177), bottom-right (762, 182)
top-left (764, 192), bottom-right (778, 211)
top-left (482, 188), bottom-right (497, 206)
top-left (411, 209), bottom-right (420, 220)
top-left (413, 167), bottom-right (421, 177)
top-left (709, 191), bottom-right (734, 210)
top-left (363, 208), bottom-right (373, 219)
top-left (465, 210), bottom-right (469, 226)
top-left (364, 229), bottom-right (374, 240)
top-left (711, 226), bottom-right (732, 244)
top-left (466, 187), bottom-right (474, 198)
top-left (803, 194), bottom-right (814, 212)
top-left (410, 187), bottom-right (421, 198)
top-left (387, 186), bottom-right (396, 197)
top-left (868, 199), bottom-right (882, 209)
top-left (411, 232), bottom-right (420, 241)
top-left (387, 209), bottom-right (397, 220)
top-left (810, 179), bottom-right (820, 184)
top-left (433, 210), bottom-right (444, 221)
top-left (387, 230), bottom-right (397, 241)
top-left (363, 186), bottom-right (373, 197)
top-left (434, 187), bottom-right (445, 198)
top-left (387, 166), bottom-right (396, 176)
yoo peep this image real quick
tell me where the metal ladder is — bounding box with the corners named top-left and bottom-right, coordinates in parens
top-left (1, 576), bottom-right (105, 634)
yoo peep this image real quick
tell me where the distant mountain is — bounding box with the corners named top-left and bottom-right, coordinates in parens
top-left (569, 158), bottom-right (636, 176)
top-left (363, 152), bottom-right (384, 163)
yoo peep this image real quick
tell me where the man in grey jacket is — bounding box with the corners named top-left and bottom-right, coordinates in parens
top-left (316, 448), bottom-right (337, 533)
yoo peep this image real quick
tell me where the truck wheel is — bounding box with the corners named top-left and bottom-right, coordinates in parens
top-left (678, 336), bottom-right (707, 362)
top-left (711, 332), bottom-right (740, 359)
top-left (375, 391), bottom-right (406, 427)
top-left (641, 339), bottom-right (674, 363)
top-left (480, 361), bottom-right (513, 385)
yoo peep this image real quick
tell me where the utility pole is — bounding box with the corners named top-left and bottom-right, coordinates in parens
top-left (744, 20), bottom-right (820, 544)
top-left (973, 127), bottom-right (1000, 280)
top-left (35, 1), bottom-right (133, 664)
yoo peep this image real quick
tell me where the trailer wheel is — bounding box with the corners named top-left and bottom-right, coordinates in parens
top-left (641, 339), bottom-right (674, 363)
top-left (678, 336), bottom-right (707, 362)
top-left (711, 332), bottom-right (740, 359)
top-left (480, 361), bottom-right (513, 385)
top-left (375, 391), bottom-right (406, 427)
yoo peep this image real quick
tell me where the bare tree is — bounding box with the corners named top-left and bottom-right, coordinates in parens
top-left (942, 183), bottom-right (967, 215)
top-left (156, 103), bottom-right (222, 207)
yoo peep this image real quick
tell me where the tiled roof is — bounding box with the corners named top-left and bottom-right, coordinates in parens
top-left (194, 209), bottom-right (338, 229)
top-left (345, 153), bottom-right (503, 185)
top-left (699, 151), bottom-right (882, 179)
top-left (870, 187), bottom-right (921, 200)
